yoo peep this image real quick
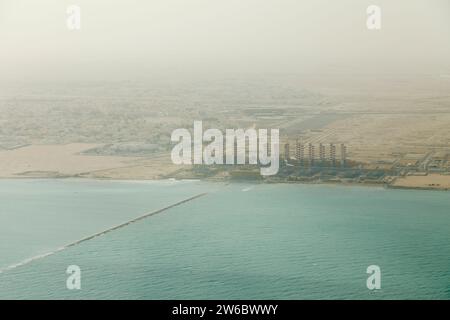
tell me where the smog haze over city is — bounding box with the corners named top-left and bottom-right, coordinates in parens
top-left (0, 0), bottom-right (449, 303)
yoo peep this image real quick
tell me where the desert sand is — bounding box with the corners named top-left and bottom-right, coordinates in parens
top-left (0, 144), bottom-right (136, 178)
top-left (391, 174), bottom-right (450, 190)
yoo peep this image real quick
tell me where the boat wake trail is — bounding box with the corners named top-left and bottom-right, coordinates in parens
top-left (0, 192), bottom-right (207, 274)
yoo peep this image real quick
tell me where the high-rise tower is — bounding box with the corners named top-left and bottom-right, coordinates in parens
top-left (309, 143), bottom-right (315, 166)
top-left (284, 143), bottom-right (290, 162)
top-left (319, 143), bottom-right (326, 164)
top-left (329, 143), bottom-right (336, 167)
top-left (296, 139), bottom-right (304, 166)
top-left (340, 143), bottom-right (347, 167)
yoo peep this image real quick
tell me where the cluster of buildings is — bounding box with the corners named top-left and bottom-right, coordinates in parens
top-left (284, 140), bottom-right (347, 167)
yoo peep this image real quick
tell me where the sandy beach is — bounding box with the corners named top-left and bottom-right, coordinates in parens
top-left (0, 143), bottom-right (177, 179)
top-left (1, 143), bottom-right (449, 191)
top-left (391, 174), bottom-right (450, 190)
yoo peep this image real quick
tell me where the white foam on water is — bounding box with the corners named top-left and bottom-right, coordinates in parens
top-left (0, 193), bottom-right (207, 274)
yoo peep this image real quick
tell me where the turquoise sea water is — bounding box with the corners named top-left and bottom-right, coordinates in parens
top-left (0, 179), bottom-right (449, 299)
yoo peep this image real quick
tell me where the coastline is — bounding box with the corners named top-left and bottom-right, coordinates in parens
top-left (1, 173), bottom-right (448, 192)
top-left (1, 143), bottom-right (448, 191)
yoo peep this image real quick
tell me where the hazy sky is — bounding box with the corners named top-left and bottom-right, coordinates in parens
top-left (0, 0), bottom-right (449, 82)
